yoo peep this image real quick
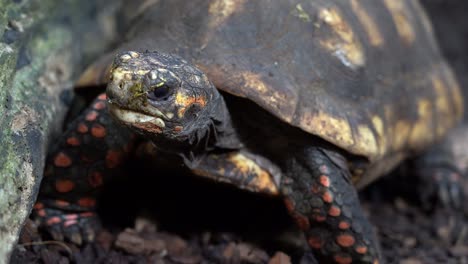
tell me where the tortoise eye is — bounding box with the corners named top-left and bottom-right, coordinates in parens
top-left (148, 85), bottom-right (171, 101)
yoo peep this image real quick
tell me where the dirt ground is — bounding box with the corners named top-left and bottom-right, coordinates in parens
top-left (9, 1), bottom-right (468, 263)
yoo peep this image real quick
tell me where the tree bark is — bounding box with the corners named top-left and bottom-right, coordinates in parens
top-left (0, 0), bottom-right (120, 262)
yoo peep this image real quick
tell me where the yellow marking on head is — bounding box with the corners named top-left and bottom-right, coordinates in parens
top-left (292, 3), bottom-right (311, 22)
top-left (227, 153), bottom-right (278, 194)
top-left (318, 7), bottom-right (365, 68)
top-left (431, 75), bottom-right (452, 137)
top-left (175, 92), bottom-right (207, 118)
top-left (350, 0), bottom-right (383, 46)
top-left (383, 0), bottom-right (415, 44)
top-left (409, 99), bottom-right (433, 147)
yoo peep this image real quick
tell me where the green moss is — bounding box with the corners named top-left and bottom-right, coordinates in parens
top-left (0, 0), bottom-right (117, 262)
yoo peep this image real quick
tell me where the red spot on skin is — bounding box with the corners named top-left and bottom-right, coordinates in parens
top-left (334, 254), bottom-right (352, 264)
top-left (80, 212), bottom-right (94, 217)
top-left (98, 93), bottom-right (107, 100)
top-left (319, 175), bottom-right (331, 187)
top-left (54, 152), bottom-right (72, 167)
top-left (339, 221), bottom-right (350, 230)
top-left (36, 209), bottom-right (46, 217)
top-left (93, 101), bottom-right (106, 110)
top-left (308, 236), bottom-right (323, 249)
top-left (292, 213), bottom-right (310, 231)
top-left (78, 198), bottom-right (96, 208)
top-left (77, 123), bottom-right (88, 133)
top-left (322, 191), bottom-right (333, 203)
top-left (88, 171), bottom-right (104, 188)
top-left (174, 126), bottom-right (183, 133)
top-left (356, 246), bottom-right (368, 254)
top-left (55, 179), bottom-right (75, 193)
top-left (91, 124), bottom-right (106, 138)
top-left (85, 111), bottom-right (99, 121)
top-left (46, 217), bottom-right (61, 226)
top-left (337, 234), bottom-right (356, 247)
top-left (66, 137), bottom-right (80, 146)
top-left (55, 200), bottom-right (70, 207)
top-left (106, 150), bottom-right (123, 168)
top-left (65, 214), bottom-right (78, 220)
top-left (328, 205), bottom-right (341, 217)
top-left (33, 203), bottom-right (44, 210)
top-left (284, 198), bottom-right (295, 213)
top-left (312, 214), bottom-right (327, 222)
top-left (64, 220), bottom-right (78, 227)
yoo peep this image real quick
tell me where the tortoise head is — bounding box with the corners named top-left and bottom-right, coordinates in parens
top-left (107, 51), bottom-right (220, 148)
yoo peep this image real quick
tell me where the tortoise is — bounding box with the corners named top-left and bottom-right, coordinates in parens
top-left (33, 0), bottom-right (464, 263)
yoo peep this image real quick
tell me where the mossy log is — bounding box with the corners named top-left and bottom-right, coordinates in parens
top-left (0, 1), bottom-right (120, 262)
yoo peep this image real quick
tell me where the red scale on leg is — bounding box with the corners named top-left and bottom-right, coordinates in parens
top-left (34, 203), bottom-right (44, 210)
top-left (64, 220), bottom-right (78, 227)
top-left (97, 93), bottom-right (107, 100)
top-left (93, 101), bottom-right (106, 110)
top-left (55, 179), bottom-right (75, 193)
top-left (66, 137), bottom-right (80, 146)
top-left (319, 175), bottom-right (331, 187)
top-left (328, 205), bottom-right (341, 217)
top-left (334, 254), bottom-right (353, 264)
top-left (336, 233), bottom-right (356, 247)
top-left (54, 152), bottom-right (72, 168)
top-left (46, 216), bottom-right (62, 226)
top-left (308, 235), bottom-right (324, 249)
top-left (322, 190), bottom-right (334, 203)
top-left (77, 123), bottom-right (88, 133)
top-left (78, 197), bottom-right (96, 208)
top-left (339, 221), bottom-right (351, 230)
top-left (85, 111), bottom-right (99, 121)
top-left (55, 200), bottom-right (70, 207)
top-left (91, 124), bottom-right (106, 138)
top-left (355, 245), bottom-right (368, 254)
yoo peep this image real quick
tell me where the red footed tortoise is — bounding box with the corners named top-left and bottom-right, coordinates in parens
top-left (34, 1), bottom-right (464, 263)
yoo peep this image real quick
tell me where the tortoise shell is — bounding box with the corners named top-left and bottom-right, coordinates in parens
top-left (79, 0), bottom-right (462, 176)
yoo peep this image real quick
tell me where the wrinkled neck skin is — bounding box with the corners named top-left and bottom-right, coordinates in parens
top-left (150, 92), bottom-right (242, 168)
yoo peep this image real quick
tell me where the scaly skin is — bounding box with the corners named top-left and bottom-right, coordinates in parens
top-left (283, 147), bottom-right (380, 264)
top-left (33, 93), bottom-right (135, 244)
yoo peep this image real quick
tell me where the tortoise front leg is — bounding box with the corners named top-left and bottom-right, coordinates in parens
top-left (33, 94), bottom-right (135, 245)
top-left (283, 147), bottom-right (380, 264)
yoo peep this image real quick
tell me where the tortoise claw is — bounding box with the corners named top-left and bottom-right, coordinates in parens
top-left (419, 167), bottom-right (464, 210)
top-left (32, 207), bottom-right (100, 245)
